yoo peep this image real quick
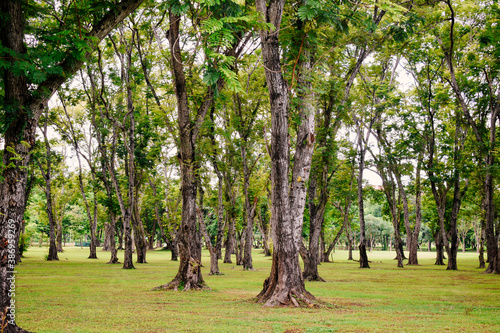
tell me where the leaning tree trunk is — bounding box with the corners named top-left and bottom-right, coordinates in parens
top-left (255, 0), bottom-right (316, 307)
top-left (323, 221), bottom-right (345, 262)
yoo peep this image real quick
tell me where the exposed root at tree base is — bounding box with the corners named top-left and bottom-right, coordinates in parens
top-left (209, 272), bottom-right (224, 275)
top-left (152, 278), bottom-right (209, 292)
top-left (256, 289), bottom-right (319, 308)
top-left (303, 274), bottom-right (326, 282)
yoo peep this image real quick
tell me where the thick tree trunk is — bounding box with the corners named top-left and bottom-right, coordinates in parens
top-left (255, 0), bottom-right (315, 307)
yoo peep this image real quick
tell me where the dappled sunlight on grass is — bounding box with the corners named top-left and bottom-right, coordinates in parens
top-left (16, 247), bottom-right (500, 332)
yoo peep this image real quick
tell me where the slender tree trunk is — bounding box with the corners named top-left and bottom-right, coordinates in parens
top-left (258, 210), bottom-right (271, 256)
top-left (355, 128), bottom-right (370, 268)
top-left (347, 225), bottom-right (354, 260)
top-left (197, 208), bottom-right (222, 275)
top-left (38, 117), bottom-right (58, 261)
top-left (132, 197), bottom-right (148, 263)
top-left (323, 224), bottom-right (345, 262)
top-left (408, 152), bottom-right (423, 265)
top-left (224, 193), bottom-right (237, 264)
top-left (106, 214), bottom-right (119, 264)
top-left (240, 143), bottom-right (256, 270)
top-left (117, 220), bottom-right (124, 250)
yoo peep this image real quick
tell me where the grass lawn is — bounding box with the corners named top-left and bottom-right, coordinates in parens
top-left (15, 246), bottom-right (500, 332)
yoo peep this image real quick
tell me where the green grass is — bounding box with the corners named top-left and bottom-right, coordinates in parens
top-left (15, 247), bottom-right (500, 332)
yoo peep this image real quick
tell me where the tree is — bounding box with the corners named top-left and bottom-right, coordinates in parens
top-left (255, 0), bottom-right (316, 307)
top-left (436, 0), bottom-right (500, 273)
top-left (0, 1), bottom-right (144, 329)
top-left (153, 0), bottom-right (251, 291)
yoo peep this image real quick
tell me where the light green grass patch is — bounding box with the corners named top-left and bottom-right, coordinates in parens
top-left (15, 247), bottom-right (500, 332)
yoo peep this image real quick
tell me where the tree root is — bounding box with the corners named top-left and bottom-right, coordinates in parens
top-left (257, 289), bottom-right (317, 308)
top-left (303, 274), bottom-right (326, 282)
top-left (152, 277), bottom-right (209, 292)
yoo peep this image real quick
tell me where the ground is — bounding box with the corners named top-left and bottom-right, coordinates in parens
top-left (16, 247), bottom-right (500, 332)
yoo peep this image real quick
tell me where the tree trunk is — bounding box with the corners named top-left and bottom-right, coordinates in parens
top-left (197, 208), bottom-right (222, 275)
top-left (255, 0), bottom-right (315, 307)
top-left (355, 125), bottom-right (370, 268)
top-left (56, 218), bottom-right (64, 253)
top-left (132, 197), bottom-right (148, 263)
top-left (257, 210), bottom-right (271, 257)
top-left (106, 214), bottom-right (119, 264)
top-left (479, 222), bottom-right (485, 268)
top-left (224, 195), bottom-right (237, 264)
top-left (483, 164), bottom-right (499, 273)
top-left (38, 116), bottom-right (58, 261)
top-left (434, 229), bottom-right (446, 265)
top-left (154, 10), bottom-right (216, 290)
top-left (407, 152), bottom-right (423, 265)
top-left (322, 224), bottom-right (345, 262)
